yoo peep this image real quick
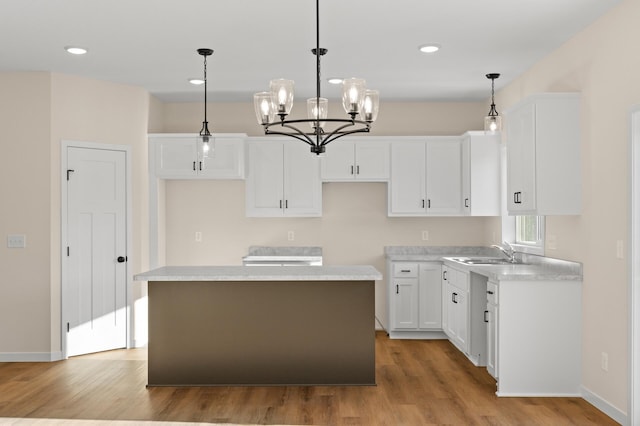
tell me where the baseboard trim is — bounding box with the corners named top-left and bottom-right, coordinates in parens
top-left (388, 330), bottom-right (448, 340)
top-left (581, 385), bottom-right (626, 425)
top-left (0, 351), bottom-right (63, 362)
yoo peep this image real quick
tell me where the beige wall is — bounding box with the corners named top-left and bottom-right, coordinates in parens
top-left (493, 0), bottom-right (639, 414)
top-left (0, 72), bottom-right (52, 353)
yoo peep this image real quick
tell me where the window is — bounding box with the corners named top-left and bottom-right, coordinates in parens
top-left (514, 215), bottom-right (545, 254)
top-left (516, 215), bottom-right (543, 245)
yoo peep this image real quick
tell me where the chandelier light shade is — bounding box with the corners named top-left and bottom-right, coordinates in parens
top-left (307, 97), bottom-right (328, 129)
top-left (363, 90), bottom-right (380, 122)
top-left (253, 0), bottom-right (379, 155)
top-left (198, 48), bottom-right (214, 154)
top-left (484, 73), bottom-right (502, 133)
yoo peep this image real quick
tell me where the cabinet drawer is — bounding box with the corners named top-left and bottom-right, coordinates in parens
top-left (393, 263), bottom-right (418, 277)
top-left (486, 281), bottom-right (498, 304)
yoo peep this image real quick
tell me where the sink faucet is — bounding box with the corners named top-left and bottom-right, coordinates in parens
top-left (491, 242), bottom-right (517, 263)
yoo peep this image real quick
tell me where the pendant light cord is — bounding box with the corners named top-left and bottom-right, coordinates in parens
top-left (315, 0), bottom-right (321, 144)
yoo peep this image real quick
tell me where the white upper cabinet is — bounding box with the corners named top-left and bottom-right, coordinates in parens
top-left (320, 138), bottom-right (390, 181)
top-left (461, 131), bottom-right (501, 216)
top-left (426, 138), bottom-right (463, 215)
top-left (505, 93), bottom-right (581, 215)
top-left (388, 137), bottom-right (463, 216)
top-left (150, 134), bottom-right (245, 179)
top-left (245, 138), bottom-right (322, 217)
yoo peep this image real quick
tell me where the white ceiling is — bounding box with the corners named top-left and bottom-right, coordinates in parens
top-left (0, 0), bottom-right (622, 103)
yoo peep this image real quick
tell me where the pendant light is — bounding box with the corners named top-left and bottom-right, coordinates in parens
top-left (253, 0), bottom-right (379, 155)
top-left (484, 73), bottom-right (502, 133)
top-left (198, 48), bottom-right (214, 155)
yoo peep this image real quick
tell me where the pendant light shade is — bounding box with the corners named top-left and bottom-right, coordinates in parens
top-left (484, 73), bottom-right (502, 133)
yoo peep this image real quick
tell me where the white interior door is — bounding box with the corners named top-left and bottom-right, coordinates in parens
top-left (65, 146), bottom-right (127, 357)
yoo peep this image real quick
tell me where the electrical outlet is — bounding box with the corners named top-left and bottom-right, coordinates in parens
top-left (288, 231), bottom-right (295, 241)
top-left (7, 234), bottom-right (26, 248)
top-left (616, 240), bottom-right (624, 259)
top-left (195, 232), bottom-right (202, 242)
top-left (422, 230), bottom-right (429, 241)
top-left (601, 352), bottom-right (609, 372)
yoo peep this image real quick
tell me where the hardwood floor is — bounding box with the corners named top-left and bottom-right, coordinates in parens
top-left (0, 332), bottom-right (616, 425)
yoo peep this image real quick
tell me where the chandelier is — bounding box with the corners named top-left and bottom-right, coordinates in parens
top-left (484, 73), bottom-right (502, 133)
top-left (253, 0), bottom-right (379, 155)
top-left (198, 48), bottom-right (214, 155)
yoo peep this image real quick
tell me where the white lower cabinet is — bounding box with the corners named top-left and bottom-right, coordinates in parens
top-left (442, 265), bottom-right (469, 353)
top-left (387, 261), bottom-right (443, 338)
top-left (492, 279), bottom-right (582, 396)
top-left (485, 280), bottom-right (498, 379)
top-left (443, 264), bottom-right (488, 367)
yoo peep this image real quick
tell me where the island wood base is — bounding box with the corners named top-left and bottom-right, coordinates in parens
top-left (148, 279), bottom-right (375, 386)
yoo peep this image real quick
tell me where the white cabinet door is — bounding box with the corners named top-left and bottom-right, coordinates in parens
top-left (246, 139), bottom-right (322, 217)
top-left (445, 267), bottom-right (469, 353)
top-left (283, 142), bottom-right (322, 216)
top-left (320, 142), bottom-right (355, 181)
top-left (441, 266), bottom-right (450, 336)
top-left (426, 138), bottom-right (463, 215)
top-left (389, 138), bottom-right (463, 216)
top-left (246, 141), bottom-right (285, 216)
top-left (392, 278), bottom-right (419, 329)
top-left (354, 140), bottom-right (390, 180)
top-left (461, 132), bottom-right (501, 216)
top-left (418, 263), bottom-right (442, 329)
top-left (505, 93), bottom-right (581, 215)
top-left (388, 261), bottom-right (442, 334)
top-left (152, 134), bottom-right (245, 179)
top-left (389, 142), bottom-right (426, 215)
top-left (506, 102), bottom-right (537, 212)
top-left (155, 136), bottom-right (199, 178)
top-left (486, 281), bottom-right (498, 379)
top-left (321, 139), bottom-right (390, 181)
top-left (199, 137), bottom-right (245, 179)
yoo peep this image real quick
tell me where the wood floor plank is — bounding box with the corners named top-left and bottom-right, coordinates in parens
top-left (0, 332), bottom-right (617, 425)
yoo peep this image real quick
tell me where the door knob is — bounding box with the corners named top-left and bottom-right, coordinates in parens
top-left (117, 256), bottom-right (127, 263)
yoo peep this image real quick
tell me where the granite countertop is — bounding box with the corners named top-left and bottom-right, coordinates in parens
top-left (134, 265), bottom-right (382, 282)
top-left (385, 246), bottom-right (582, 282)
top-left (242, 246), bottom-right (323, 262)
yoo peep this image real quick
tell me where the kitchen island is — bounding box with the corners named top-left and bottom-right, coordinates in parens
top-left (134, 265), bottom-right (381, 386)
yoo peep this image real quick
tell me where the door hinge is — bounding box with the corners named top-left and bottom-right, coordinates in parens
top-left (66, 169), bottom-right (75, 181)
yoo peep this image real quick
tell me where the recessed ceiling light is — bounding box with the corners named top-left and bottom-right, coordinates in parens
top-left (419, 44), bottom-right (440, 54)
top-left (327, 78), bottom-right (343, 85)
top-left (64, 46), bottom-right (88, 55)
top-left (189, 78), bottom-right (205, 85)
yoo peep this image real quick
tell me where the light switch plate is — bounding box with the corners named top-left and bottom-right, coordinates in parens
top-left (7, 234), bottom-right (26, 248)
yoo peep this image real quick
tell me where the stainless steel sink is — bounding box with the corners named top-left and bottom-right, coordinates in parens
top-left (449, 257), bottom-right (524, 266)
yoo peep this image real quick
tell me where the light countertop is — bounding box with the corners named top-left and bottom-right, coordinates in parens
top-left (385, 246), bottom-right (582, 281)
top-left (134, 265), bottom-right (382, 282)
